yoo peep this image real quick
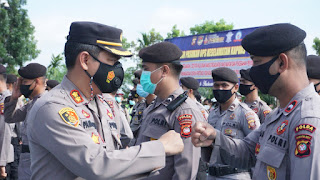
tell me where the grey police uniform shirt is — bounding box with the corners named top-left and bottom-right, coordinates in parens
top-left (245, 97), bottom-right (272, 124)
top-left (210, 84), bottom-right (320, 180)
top-left (103, 93), bottom-right (133, 148)
top-left (26, 76), bottom-right (166, 180)
top-left (195, 100), bottom-right (209, 121)
top-left (135, 87), bottom-right (205, 180)
top-left (130, 99), bottom-right (147, 136)
top-left (0, 90), bottom-right (13, 166)
top-left (206, 98), bottom-right (260, 179)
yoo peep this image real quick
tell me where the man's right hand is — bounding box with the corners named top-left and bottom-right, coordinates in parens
top-left (11, 77), bottom-right (22, 100)
top-left (159, 130), bottom-right (184, 156)
top-left (191, 121), bottom-right (217, 147)
top-left (0, 166), bottom-right (7, 179)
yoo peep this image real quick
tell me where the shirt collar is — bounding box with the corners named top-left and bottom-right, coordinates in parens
top-left (61, 76), bottom-right (90, 106)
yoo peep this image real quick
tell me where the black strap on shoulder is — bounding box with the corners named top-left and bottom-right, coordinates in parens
top-left (166, 91), bottom-right (188, 112)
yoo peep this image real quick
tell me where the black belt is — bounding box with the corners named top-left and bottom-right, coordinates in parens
top-left (21, 145), bottom-right (30, 153)
top-left (208, 165), bottom-right (248, 177)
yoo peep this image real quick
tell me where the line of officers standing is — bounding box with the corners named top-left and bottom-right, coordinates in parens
top-left (0, 21), bottom-right (320, 180)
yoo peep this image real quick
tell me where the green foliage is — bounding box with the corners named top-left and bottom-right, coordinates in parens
top-left (313, 37), bottom-right (320, 55)
top-left (0, 0), bottom-right (40, 73)
top-left (259, 92), bottom-right (278, 109)
top-left (198, 87), bottom-right (213, 100)
top-left (166, 24), bottom-right (185, 39)
top-left (47, 53), bottom-right (67, 82)
top-left (190, 19), bottom-right (234, 35)
top-left (136, 28), bottom-right (163, 51)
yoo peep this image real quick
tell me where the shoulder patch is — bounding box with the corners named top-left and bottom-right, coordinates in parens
top-left (285, 100), bottom-right (297, 113)
top-left (180, 121), bottom-right (192, 138)
top-left (245, 111), bottom-right (257, 130)
top-left (59, 107), bottom-right (79, 127)
top-left (295, 124), bottom-right (316, 133)
top-left (276, 120), bottom-right (288, 135)
top-left (178, 114), bottom-right (192, 122)
top-left (70, 90), bottom-right (84, 104)
top-left (295, 134), bottom-right (312, 158)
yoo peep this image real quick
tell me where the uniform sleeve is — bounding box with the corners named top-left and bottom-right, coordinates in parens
top-left (28, 103), bottom-right (166, 180)
top-left (4, 99), bottom-right (27, 123)
top-left (213, 126), bottom-right (260, 169)
top-left (120, 114), bottom-right (134, 148)
top-left (258, 103), bottom-right (272, 124)
top-left (241, 109), bottom-right (261, 136)
top-left (172, 108), bottom-right (204, 180)
top-left (289, 117), bottom-right (320, 179)
top-left (0, 118), bottom-right (12, 166)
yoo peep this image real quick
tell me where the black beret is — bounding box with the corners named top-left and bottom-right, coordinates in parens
top-left (134, 70), bottom-right (142, 79)
top-left (6, 74), bottom-right (17, 84)
top-left (47, 80), bottom-right (60, 88)
top-left (180, 77), bottom-right (199, 90)
top-left (132, 78), bottom-right (139, 86)
top-left (0, 65), bottom-right (6, 74)
top-left (18, 63), bottom-right (46, 79)
top-left (67, 21), bottom-right (132, 57)
top-left (240, 68), bottom-right (252, 82)
top-left (307, 55), bottom-right (320, 79)
top-left (139, 42), bottom-right (182, 63)
top-left (212, 67), bottom-right (238, 83)
top-left (242, 23), bottom-right (306, 56)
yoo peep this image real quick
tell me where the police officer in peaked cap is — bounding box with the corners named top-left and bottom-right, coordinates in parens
top-left (25, 22), bottom-right (184, 180)
top-left (192, 23), bottom-right (320, 179)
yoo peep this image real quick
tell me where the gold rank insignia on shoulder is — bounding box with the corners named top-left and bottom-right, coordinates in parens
top-left (91, 133), bottom-right (100, 144)
top-left (59, 107), bottom-right (80, 127)
top-left (70, 90), bottom-right (84, 104)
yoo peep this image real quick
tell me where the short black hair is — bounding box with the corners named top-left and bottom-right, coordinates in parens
top-left (285, 43), bottom-right (307, 68)
top-left (156, 63), bottom-right (183, 78)
top-left (64, 41), bottom-right (101, 70)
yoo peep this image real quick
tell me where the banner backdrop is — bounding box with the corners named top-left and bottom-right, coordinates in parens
top-left (166, 27), bottom-right (260, 87)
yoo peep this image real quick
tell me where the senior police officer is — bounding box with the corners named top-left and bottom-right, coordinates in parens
top-left (26, 22), bottom-right (184, 180)
top-left (192, 23), bottom-right (320, 180)
top-left (205, 67), bottom-right (260, 179)
top-left (306, 55), bottom-right (320, 94)
top-left (135, 41), bottom-right (205, 180)
top-left (0, 65), bottom-right (13, 179)
top-left (180, 77), bottom-right (208, 120)
top-left (240, 68), bottom-right (272, 123)
top-left (4, 63), bottom-right (47, 180)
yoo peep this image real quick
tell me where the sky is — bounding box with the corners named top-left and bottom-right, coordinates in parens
top-left (24, 0), bottom-right (319, 69)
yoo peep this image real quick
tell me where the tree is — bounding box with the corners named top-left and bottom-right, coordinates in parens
top-left (0, 0), bottom-right (40, 73)
top-left (166, 24), bottom-right (185, 39)
top-left (47, 53), bottom-right (67, 82)
top-left (313, 37), bottom-right (320, 55)
top-left (190, 19), bottom-right (234, 35)
top-left (136, 28), bottom-right (163, 51)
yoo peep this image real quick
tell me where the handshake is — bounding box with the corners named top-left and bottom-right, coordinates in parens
top-left (158, 121), bottom-right (217, 155)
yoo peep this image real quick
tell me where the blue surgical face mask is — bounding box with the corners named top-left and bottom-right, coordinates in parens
top-left (129, 100), bottom-right (136, 106)
top-left (140, 66), bottom-right (163, 94)
top-left (136, 84), bottom-right (149, 98)
top-left (115, 97), bottom-right (121, 103)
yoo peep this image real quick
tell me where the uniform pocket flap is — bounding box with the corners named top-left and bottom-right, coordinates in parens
top-left (142, 126), bottom-right (168, 140)
top-left (257, 145), bottom-right (285, 168)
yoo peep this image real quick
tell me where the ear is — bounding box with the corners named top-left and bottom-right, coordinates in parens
top-left (251, 84), bottom-right (257, 90)
top-left (233, 83), bottom-right (239, 92)
top-left (78, 51), bottom-right (91, 71)
top-left (278, 53), bottom-right (289, 73)
top-left (161, 64), bottom-right (170, 77)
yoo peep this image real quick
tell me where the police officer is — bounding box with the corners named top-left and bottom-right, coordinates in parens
top-left (26, 22), bottom-right (184, 180)
top-left (135, 41), bottom-right (205, 180)
top-left (180, 77), bottom-right (208, 120)
top-left (205, 67), bottom-right (260, 179)
top-left (4, 63), bottom-right (47, 180)
top-left (240, 68), bottom-right (272, 123)
top-left (103, 91), bottom-right (133, 148)
top-left (6, 74), bottom-right (17, 92)
top-left (0, 65), bottom-right (13, 179)
top-left (192, 23), bottom-right (320, 179)
top-left (306, 55), bottom-right (320, 94)
top-left (46, 79), bottom-right (59, 91)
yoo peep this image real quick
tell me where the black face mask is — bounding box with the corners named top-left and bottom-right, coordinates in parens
top-left (249, 56), bottom-right (280, 94)
top-left (85, 54), bottom-right (124, 93)
top-left (239, 84), bottom-right (254, 96)
top-left (314, 82), bottom-right (320, 94)
top-left (212, 86), bottom-right (235, 103)
top-left (20, 81), bottom-right (35, 98)
top-left (131, 90), bottom-right (139, 98)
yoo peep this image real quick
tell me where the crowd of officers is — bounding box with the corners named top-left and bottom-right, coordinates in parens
top-left (0, 21), bottom-right (319, 180)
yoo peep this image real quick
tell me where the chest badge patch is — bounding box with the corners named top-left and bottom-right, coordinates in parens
top-left (91, 133), bottom-right (100, 144)
top-left (255, 143), bottom-right (260, 155)
top-left (230, 113), bottom-right (235, 120)
top-left (276, 120), bottom-right (288, 135)
top-left (224, 128), bottom-right (232, 135)
top-left (263, 110), bottom-right (270, 117)
top-left (59, 107), bottom-right (79, 127)
top-left (70, 90), bottom-right (84, 104)
top-left (0, 103), bottom-right (4, 114)
top-left (82, 110), bottom-right (90, 118)
top-left (267, 166), bottom-right (276, 180)
top-left (295, 124), bottom-right (316, 133)
top-left (107, 109), bottom-right (113, 119)
top-left (295, 134), bottom-right (312, 158)
top-left (253, 107), bottom-right (259, 114)
top-left (285, 100), bottom-right (297, 113)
